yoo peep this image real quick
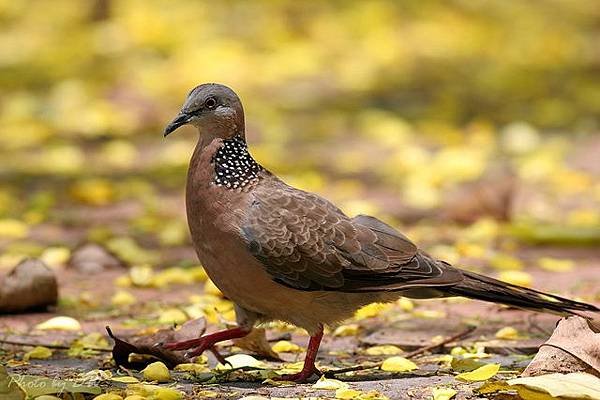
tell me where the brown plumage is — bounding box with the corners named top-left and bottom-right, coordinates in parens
top-left (162, 83), bottom-right (600, 382)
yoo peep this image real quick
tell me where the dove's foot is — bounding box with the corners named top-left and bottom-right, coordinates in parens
top-left (274, 326), bottom-right (323, 383)
top-left (162, 326), bottom-right (250, 359)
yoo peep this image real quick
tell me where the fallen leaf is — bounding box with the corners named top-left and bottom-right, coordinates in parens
top-left (523, 316), bottom-right (600, 377)
top-left (380, 356), bottom-right (418, 372)
top-left (233, 328), bottom-right (281, 360)
top-left (537, 257), bottom-right (574, 272)
top-left (157, 308), bottom-right (188, 325)
top-left (35, 316), bottom-right (81, 331)
top-left (203, 279), bottom-right (223, 297)
top-left (397, 297), bottom-right (414, 311)
top-left (333, 324), bottom-right (360, 337)
top-left (0, 258), bottom-right (57, 313)
top-left (23, 346), bottom-right (53, 361)
top-left (142, 361), bottom-right (171, 382)
top-left (92, 394), bottom-right (123, 400)
top-left (111, 376), bottom-right (140, 384)
top-left (432, 387), bottom-right (457, 400)
top-left (129, 265), bottom-right (154, 287)
top-left (123, 395), bottom-right (145, 400)
top-left (336, 388), bottom-right (362, 399)
top-left (364, 345), bottom-right (403, 356)
top-left (451, 358), bottom-right (486, 373)
top-left (106, 318), bottom-right (206, 369)
top-left (217, 354), bottom-right (268, 369)
top-left (509, 373), bottom-right (600, 399)
top-left (455, 363), bottom-right (500, 381)
top-left (174, 363), bottom-right (210, 374)
top-left (495, 326), bottom-right (520, 340)
top-left (39, 247), bottom-right (70, 268)
top-left (0, 219), bottom-right (28, 239)
top-left (490, 254), bottom-right (523, 270)
top-left (153, 387), bottom-right (184, 399)
top-left (497, 270), bottom-right (532, 287)
top-left (271, 340), bottom-right (303, 353)
top-left (111, 290), bottom-right (136, 306)
top-left (354, 303), bottom-right (392, 320)
top-left (313, 376), bottom-right (349, 390)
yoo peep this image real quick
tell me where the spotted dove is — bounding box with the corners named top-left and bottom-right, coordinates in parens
top-left (162, 83), bottom-right (600, 382)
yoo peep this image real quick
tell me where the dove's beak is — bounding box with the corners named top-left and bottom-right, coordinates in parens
top-left (164, 112), bottom-right (192, 137)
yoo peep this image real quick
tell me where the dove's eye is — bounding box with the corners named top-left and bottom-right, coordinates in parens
top-left (205, 97), bottom-right (217, 109)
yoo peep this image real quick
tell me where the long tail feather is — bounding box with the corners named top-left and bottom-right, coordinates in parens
top-left (446, 270), bottom-right (600, 320)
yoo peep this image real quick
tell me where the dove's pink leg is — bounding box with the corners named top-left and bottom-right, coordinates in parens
top-left (275, 326), bottom-right (323, 383)
top-left (163, 327), bottom-right (250, 358)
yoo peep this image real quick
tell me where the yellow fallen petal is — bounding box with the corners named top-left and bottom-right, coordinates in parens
top-left (271, 340), bottom-right (303, 353)
top-left (498, 271), bottom-right (532, 287)
top-left (412, 310), bottom-right (446, 319)
top-left (130, 265), bottom-right (154, 287)
top-left (93, 394), bottom-right (123, 400)
top-left (313, 376), bottom-right (349, 390)
top-left (157, 308), bottom-right (188, 325)
top-left (204, 279), bottom-right (223, 296)
top-left (0, 218), bottom-right (28, 239)
top-left (335, 388), bottom-right (362, 399)
top-left (537, 257), bottom-right (574, 272)
top-left (380, 356), bottom-right (418, 372)
top-left (115, 275), bottom-right (132, 287)
top-left (365, 345), bottom-right (403, 356)
top-left (111, 376), bottom-right (140, 383)
top-left (333, 324), bottom-right (360, 337)
top-left (142, 361), bottom-right (171, 382)
top-left (490, 254), bottom-right (523, 271)
top-left (40, 246), bottom-right (71, 268)
top-left (432, 387), bottom-right (457, 400)
top-left (151, 387), bottom-right (183, 400)
top-left (450, 347), bottom-right (466, 356)
top-left (70, 179), bottom-right (114, 206)
top-left (152, 267), bottom-right (194, 287)
top-left (456, 363), bottom-right (500, 381)
top-left (495, 327), bottom-right (520, 340)
top-left (35, 316), bottom-right (81, 331)
top-left (188, 266), bottom-right (208, 282)
top-left (23, 346), bottom-right (53, 361)
top-left (111, 290), bottom-right (136, 306)
top-left (397, 297), bottom-right (414, 311)
top-left (196, 391), bottom-right (219, 398)
top-left (174, 363), bottom-right (210, 374)
top-left (354, 303), bottom-right (392, 320)
top-left (124, 396), bottom-right (147, 400)
top-left (217, 354), bottom-right (267, 369)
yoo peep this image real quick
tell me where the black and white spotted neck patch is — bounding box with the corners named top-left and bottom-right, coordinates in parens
top-left (212, 136), bottom-right (263, 189)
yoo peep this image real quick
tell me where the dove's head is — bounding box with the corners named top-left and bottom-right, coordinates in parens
top-left (164, 83), bottom-right (245, 138)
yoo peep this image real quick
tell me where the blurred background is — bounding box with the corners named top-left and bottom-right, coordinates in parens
top-left (0, 0), bottom-right (599, 284)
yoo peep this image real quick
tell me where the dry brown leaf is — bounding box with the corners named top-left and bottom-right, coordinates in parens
top-left (523, 316), bottom-right (600, 377)
top-left (233, 328), bottom-right (281, 361)
top-left (106, 317), bottom-right (207, 369)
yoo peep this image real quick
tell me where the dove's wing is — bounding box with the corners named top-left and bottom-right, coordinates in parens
top-left (241, 182), bottom-right (463, 292)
